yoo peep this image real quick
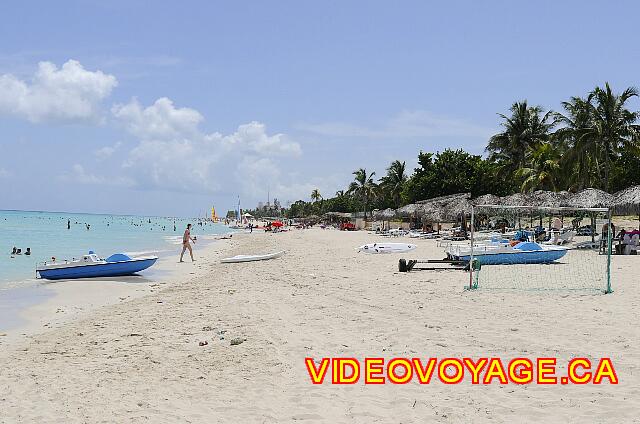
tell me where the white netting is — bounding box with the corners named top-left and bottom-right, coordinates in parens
top-left (465, 206), bottom-right (611, 292)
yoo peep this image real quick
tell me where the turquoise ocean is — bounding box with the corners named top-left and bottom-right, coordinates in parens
top-left (0, 210), bottom-right (233, 330)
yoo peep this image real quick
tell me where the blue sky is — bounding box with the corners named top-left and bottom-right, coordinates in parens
top-left (1, 1), bottom-right (639, 216)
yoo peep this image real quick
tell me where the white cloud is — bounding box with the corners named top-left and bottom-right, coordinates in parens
top-left (94, 141), bottom-right (122, 159)
top-left (123, 138), bottom-right (222, 193)
top-left (112, 97), bottom-right (203, 140)
top-left (217, 121), bottom-right (301, 156)
top-left (235, 156), bottom-right (341, 203)
top-left (0, 60), bottom-right (117, 123)
top-left (296, 110), bottom-right (494, 139)
top-left (113, 97), bottom-right (302, 196)
top-left (61, 164), bottom-right (133, 187)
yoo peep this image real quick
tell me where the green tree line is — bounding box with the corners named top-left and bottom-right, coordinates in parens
top-left (288, 83), bottom-right (640, 218)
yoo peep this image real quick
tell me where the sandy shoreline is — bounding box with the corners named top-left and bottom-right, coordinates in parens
top-left (0, 228), bottom-right (638, 423)
top-left (1, 236), bottom-right (234, 344)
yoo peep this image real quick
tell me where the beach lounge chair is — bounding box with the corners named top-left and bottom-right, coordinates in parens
top-left (576, 232), bottom-right (601, 250)
top-left (556, 230), bottom-right (576, 245)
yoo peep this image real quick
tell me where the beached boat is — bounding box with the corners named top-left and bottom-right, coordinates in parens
top-left (221, 250), bottom-right (285, 263)
top-left (445, 241), bottom-right (568, 265)
top-left (36, 251), bottom-right (158, 280)
top-left (357, 243), bottom-right (417, 254)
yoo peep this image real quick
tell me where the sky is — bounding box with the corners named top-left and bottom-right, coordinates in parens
top-left (1, 0), bottom-right (639, 217)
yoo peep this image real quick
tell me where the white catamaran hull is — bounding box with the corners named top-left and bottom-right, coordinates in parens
top-left (221, 250), bottom-right (285, 263)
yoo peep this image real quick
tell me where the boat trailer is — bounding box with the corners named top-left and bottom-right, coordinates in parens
top-left (398, 258), bottom-right (469, 272)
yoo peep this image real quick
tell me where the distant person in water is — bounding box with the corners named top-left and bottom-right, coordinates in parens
top-left (25, 248), bottom-right (31, 256)
top-left (11, 246), bottom-right (17, 254)
top-left (67, 219), bottom-right (71, 230)
top-left (180, 223), bottom-right (196, 262)
top-left (86, 223), bottom-right (90, 230)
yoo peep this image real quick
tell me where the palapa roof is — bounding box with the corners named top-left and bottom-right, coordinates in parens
top-left (611, 185), bottom-right (640, 215)
top-left (372, 208), bottom-right (397, 220)
top-left (472, 193), bottom-right (501, 206)
top-left (418, 193), bottom-right (471, 222)
top-left (475, 191), bottom-right (570, 216)
top-left (500, 192), bottom-right (532, 207)
top-left (528, 190), bottom-right (570, 208)
top-left (396, 203), bottom-right (421, 217)
top-left (560, 188), bottom-right (613, 209)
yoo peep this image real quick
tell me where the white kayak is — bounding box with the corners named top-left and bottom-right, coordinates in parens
top-left (221, 250), bottom-right (285, 263)
top-left (357, 243), bottom-right (417, 254)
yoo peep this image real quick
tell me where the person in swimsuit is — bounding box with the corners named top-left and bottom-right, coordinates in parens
top-left (180, 223), bottom-right (196, 262)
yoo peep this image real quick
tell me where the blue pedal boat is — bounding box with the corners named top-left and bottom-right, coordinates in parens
top-left (36, 251), bottom-right (158, 280)
top-left (446, 241), bottom-right (568, 265)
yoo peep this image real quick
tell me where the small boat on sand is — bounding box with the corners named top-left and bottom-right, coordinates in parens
top-left (445, 241), bottom-right (568, 265)
top-left (357, 243), bottom-right (417, 254)
top-left (36, 251), bottom-right (158, 280)
top-left (221, 250), bottom-right (285, 263)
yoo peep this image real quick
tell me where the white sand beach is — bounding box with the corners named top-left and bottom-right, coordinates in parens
top-left (0, 228), bottom-right (638, 423)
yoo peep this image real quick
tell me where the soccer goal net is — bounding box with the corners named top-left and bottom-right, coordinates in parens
top-left (464, 205), bottom-right (612, 293)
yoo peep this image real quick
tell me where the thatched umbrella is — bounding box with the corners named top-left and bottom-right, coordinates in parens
top-left (396, 203), bottom-right (420, 217)
top-left (525, 190), bottom-right (570, 228)
top-left (500, 192), bottom-right (531, 207)
top-left (561, 188), bottom-right (613, 242)
top-left (372, 208), bottom-right (397, 230)
top-left (560, 188), bottom-right (613, 209)
top-left (417, 203), bottom-right (445, 232)
top-left (443, 195), bottom-right (473, 221)
top-left (528, 190), bottom-right (569, 208)
top-left (612, 185), bottom-right (640, 229)
top-left (471, 194), bottom-right (501, 228)
top-left (472, 194), bottom-right (501, 206)
top-left (417, 193), bottom-right (471, 232)
top-left (395, 203), bottom-right (422, 229)
top-left (323, 211), bottom-right (351, 224)
top-left (372, 208), bottom-right (396, 220)
top-left (495, 193), bottom-right (534, 228)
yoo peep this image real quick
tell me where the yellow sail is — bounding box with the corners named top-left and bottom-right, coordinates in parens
top-left (211, 206), bottom-right (217, 221)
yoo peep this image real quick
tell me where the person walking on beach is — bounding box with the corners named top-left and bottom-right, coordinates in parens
top-left (180, 223), bottom-right (196, 262)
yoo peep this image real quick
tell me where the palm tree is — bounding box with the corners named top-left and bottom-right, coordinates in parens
top-left (554, 96), bottom-right (599, 190)
top-left (517, 142), bottom-right (562, 192)
top-left (487, 101), bottom-right (557, 178)
top-left (379, 160), bottom-right (407, 207)
top-left (347, 168), bottom-right (377, 218)
top-left (585, 83), bottom-right (640, 191)
top-left (310, 189), bottom-right (322, 202)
